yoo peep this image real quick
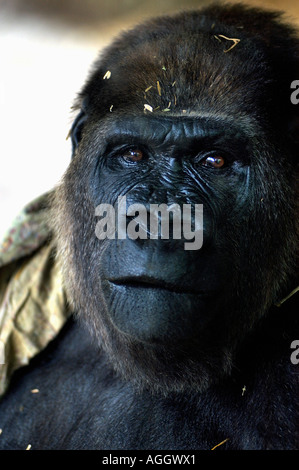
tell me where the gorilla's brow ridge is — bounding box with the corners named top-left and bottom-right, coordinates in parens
top-left (99, 115), bottom-right (251, 153)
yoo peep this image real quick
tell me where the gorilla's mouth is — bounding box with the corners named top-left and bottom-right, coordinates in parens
top-left (108, 276), bottom-right (208, 296)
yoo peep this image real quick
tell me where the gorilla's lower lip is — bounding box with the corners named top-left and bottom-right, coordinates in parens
top-left (107, 277), bottom-right (207, 296)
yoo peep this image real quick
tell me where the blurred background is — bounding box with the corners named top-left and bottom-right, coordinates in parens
top-left (1, 0), bottom-right (298, 239)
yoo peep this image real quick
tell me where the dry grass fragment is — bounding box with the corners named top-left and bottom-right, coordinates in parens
top-left (144, 104), bottom-right (153, 112)
top-left (275, 285), bottom-right (299, 307)
top-left (103, 70), bottom-right (111, 80)
top-left (216, 34), bottom-right (240, 53)
top-left (211, 438), bottom-right (229, 450)
top-left (157, 81), bottom-right (162, 96)
top-left (65, 128), bottom-right (71, 141)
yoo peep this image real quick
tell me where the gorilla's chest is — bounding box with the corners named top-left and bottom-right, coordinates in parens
top-left (0, 319), bottom-right (296, 450)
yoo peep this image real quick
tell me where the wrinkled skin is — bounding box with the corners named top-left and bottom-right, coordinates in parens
top-left (0, 3), bottom-right (298, 450)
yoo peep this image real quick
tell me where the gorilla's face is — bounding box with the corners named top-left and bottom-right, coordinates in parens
top-left (52, 11), bottom-right (298, 392)
top-left (88, 115), bottom-right (251, 345)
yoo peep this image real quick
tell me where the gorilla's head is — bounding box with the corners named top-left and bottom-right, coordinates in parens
top-left (52, 4), bottom-right (298, 393)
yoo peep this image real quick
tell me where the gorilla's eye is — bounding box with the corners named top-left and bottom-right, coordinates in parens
top-left (202, 155), bottom-right (225, 169)
top-left (122, 149), bottom-right (144, 163)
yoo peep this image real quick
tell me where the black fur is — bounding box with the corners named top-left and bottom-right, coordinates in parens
top-left (0, 3), bottom-right (298, 449)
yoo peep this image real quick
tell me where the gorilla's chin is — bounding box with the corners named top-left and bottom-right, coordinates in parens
top-left (80, 284), bottom-right (238, 394)
top-left (99, 322), bottom-right (235, 394)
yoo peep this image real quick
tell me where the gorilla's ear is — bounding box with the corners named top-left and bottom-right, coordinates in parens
top-left (70, 109), bottom-right (88, 157)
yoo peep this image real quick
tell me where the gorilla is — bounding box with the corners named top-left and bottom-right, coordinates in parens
top-left (0, 2), bottom-right (298, 450)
